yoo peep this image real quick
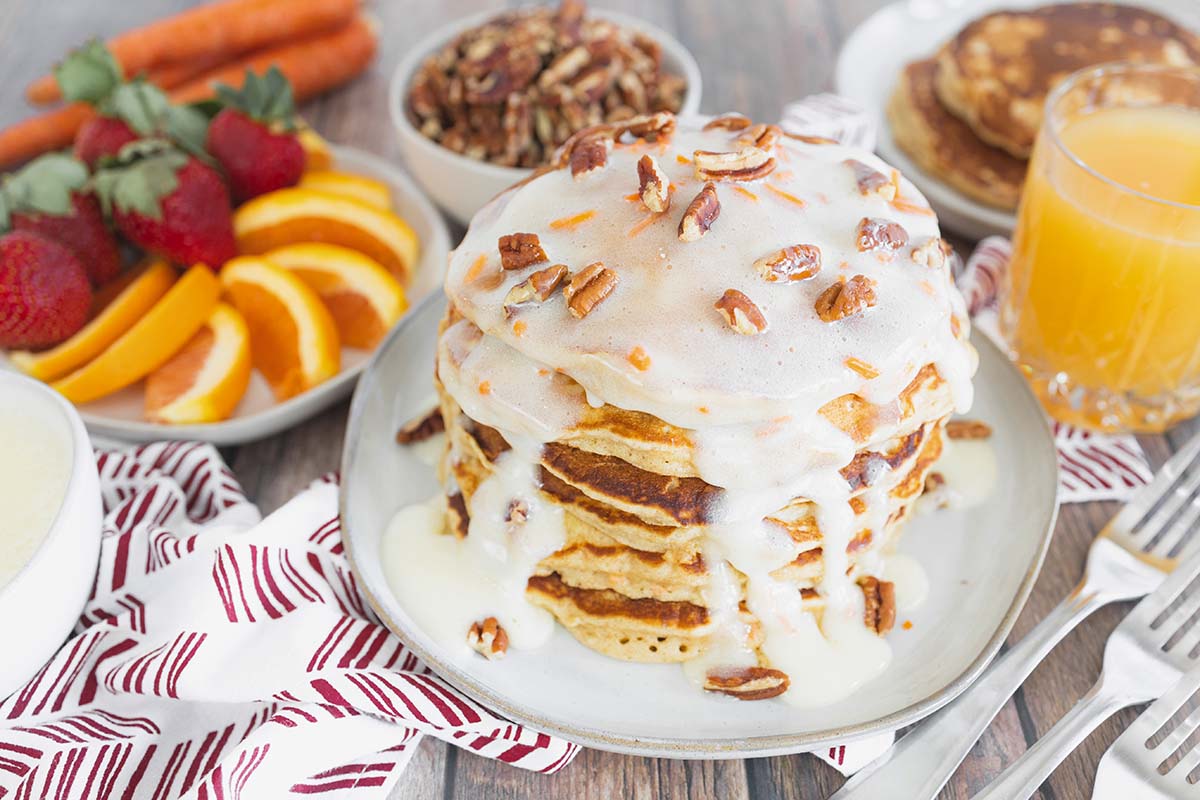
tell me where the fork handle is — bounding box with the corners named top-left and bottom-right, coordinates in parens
top-left (830, 582), bottom-right (1120, 800)
top-left (969, 679), bottom-right (1132, 800)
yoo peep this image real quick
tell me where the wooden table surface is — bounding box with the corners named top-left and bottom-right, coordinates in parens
top-left (1, 1), bottom-right (1194, 797)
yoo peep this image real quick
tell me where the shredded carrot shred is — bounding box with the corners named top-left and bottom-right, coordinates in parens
top-left (478, 381), bottom-right (492, 395)
top-left (627, 212), bottom-right (662, 238)
top-left (465, 254), bottom-right (488, 283)
top-left (732, 186), bottom-right (759, 202)
top-left (624, 192), bottom-right (641, 202)
top-left (844, 357), bottom-right (880, 380)
top-left (549, 209), bottom-right (596, 230)
top-left (512, 320), bottom-right (527, 336)
top-left (765, 184), bottom-right (806, 207)
top-left (892, 196), bottom-right (937, 216)
top-left (627, 346), bottom-right (651, 371)
top-left (675, 154), bottom-right (691, 165)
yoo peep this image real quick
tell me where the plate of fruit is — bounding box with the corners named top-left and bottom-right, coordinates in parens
top-left (0, 45), bottom-right (450, 445)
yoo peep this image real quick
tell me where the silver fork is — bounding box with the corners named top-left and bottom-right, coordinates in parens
top-left (972, 532), bottom-right (1200, 799)
top-left (832, 432), bottom-right (1200, 800)
top-left (1092, 661), bottom-right (1200, 799)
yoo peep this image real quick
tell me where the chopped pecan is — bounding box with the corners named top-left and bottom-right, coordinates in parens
top-left (714, 289), bottom-right (768, 335)
top-left (395, 408), bottom-right (445, 445)
top-left (911, 237), bottom-right (952, 269)
top-left (678, 183), bottom-right (720, 242)
top-left (620, 110), bottom-right (675, 140)
top-left (693, 146), bottom-right (776, 182)
top-left (856, 217), bottom-right (909, 253)
top-left (946, 419), bottom-right (992, 440)
top-left (467, 617), bottom-right (509, 659)
top-left (702, 113), bottom-right (752, 132)
top-left (498, 232), bottom-right (549, 270)
top-left (446, 491), bottom-right (470, 539)
top-left (860, 576), bottom-right (896, 636)
top-left (564, 262), bottom-right (619, 318)
top-left (814, 275), bottom-right (877, 322)
top-left (737, 123), bottom-right (782, 151)
top-left (844, 159), bottom-right (897, 201)
top-left (503, 263), bottom-right (569, 316)
top-left (505, 499), bottom-right (529, 525)
top-left (637, 154), bottom-right (670, 213)
top-left (924, 471), bottom-right (946, 493)
top-left (538, 45), bottom-right (591, 89)
top-left (704, 666), bottom-right (790, 701)
top-left (753, 244), bottom-right (822, 283)
top-left (569, 135), bottom-right (609, 179)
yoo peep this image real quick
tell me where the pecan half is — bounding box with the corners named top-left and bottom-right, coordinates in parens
top-left (946, 419), bottom-right (992, 440)
top-left (737, 123), bottom-right (782, 151)
top-left (637, 154), bottom-right (670, 213)
top-left (814, 275), bottom-right (877, 322)
top-left (860, 576), bottom-right (896, 636)
top-left (570, 135), bottom-right (609, 179)
top-left (844, 159), bottom-right (897, 201)
top-left (856, 217), bottom-right (909, 253)
top-left (753, 244), bottom-right (822, 283)
top-left (714, 289), bottom-right (768, 335)
top-left (395, 408), bottom-right (445, 445)
top-left (620, 111), bottom-right (675, 140)
top-left (564, 262), bottom-right (618, 318)
top-left (678, 182), bottom-right (720, 242)
top-left (911, 237), bottom-right (952, 269)
top-left (503, 263), bottom-right (569, 316)
top-left (702, 113), bottom-right (752, 132)
top-left (467, 617), bottom-right (509, 659)
top-left (704, 666), bottom-right (790, 701)
top-left (693, 146), bottom-right (776, 182)
top-left (498, 232), bottom-right (548, 270)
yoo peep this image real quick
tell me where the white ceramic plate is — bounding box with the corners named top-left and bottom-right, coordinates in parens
top-left (340, 296), bottom-right (1060, 758)
top-left (834, 0), bottom-right (1200, 240)
top-left (0, 146), bottom-right (451, 446)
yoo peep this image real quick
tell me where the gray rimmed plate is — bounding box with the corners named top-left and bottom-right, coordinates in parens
top-left (339, 294), bottom-right (1059, 758)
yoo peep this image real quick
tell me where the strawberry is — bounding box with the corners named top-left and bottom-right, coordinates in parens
top-left (1, 153), bottom-right (121, 286)
top-left (74, 117), bottom-right (139, 169)
top-left (55, 41), bottom-right (210, 167)
top-left (0, 231), bottom-right (92, 350)
top-left (206, 67), bottom-right (306, 201)
top-left (93, 140), bottom-right (236, 269)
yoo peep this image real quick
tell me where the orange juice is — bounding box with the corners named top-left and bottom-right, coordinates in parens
top-left (1002, 65), bottom-right (1200, 432)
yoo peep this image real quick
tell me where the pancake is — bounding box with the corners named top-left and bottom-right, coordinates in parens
top-left (888, 59), bottom-right (1027, 210)
top-left (935, 3), bottom-right (1200, 158)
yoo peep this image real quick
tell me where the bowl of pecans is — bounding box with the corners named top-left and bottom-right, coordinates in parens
top-left (389, 1), bottom-right (701, 224)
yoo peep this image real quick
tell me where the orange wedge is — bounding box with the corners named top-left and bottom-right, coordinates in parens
top-left (264, 243), bottom-right (407, 349)
top-left (298, 171), bottom-right (391, 210)
top-left (52, 265), bottom-right (221, 404)
top-left (11, 261), bottom-right (176, 382)
top-left (233, 188), bottom-right (419, 284)
top-left (144, 303), bottom-right (251, 424)
top-left (298, 127), bottom-right (334, 171)
top-left (220, 256), bottom-right (340, 401)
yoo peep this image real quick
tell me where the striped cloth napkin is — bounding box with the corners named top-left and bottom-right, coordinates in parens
top-left (0, 443), bottom-right (881, 800)
top-left (782, 93), bottom-right (1152, 504)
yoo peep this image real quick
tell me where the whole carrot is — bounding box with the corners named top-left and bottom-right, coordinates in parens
top-left (0, 104), bottom-right (95, 170)
top-left (26, 0), bottom-right (359, 105)
top-left (169, 15), bottom-right (377, 105)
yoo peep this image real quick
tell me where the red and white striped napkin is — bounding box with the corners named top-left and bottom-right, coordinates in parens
top-left (781, 95), bottom-right (1152, 504)
top-left (0, 443), bottom-right (885, 799)
top-left (958, 237), bottom-right (1152, 503)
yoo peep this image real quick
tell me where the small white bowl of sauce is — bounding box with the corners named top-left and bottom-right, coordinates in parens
top-left (0, 372), bottom-right (102, 699)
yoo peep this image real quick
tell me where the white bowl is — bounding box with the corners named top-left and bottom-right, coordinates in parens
top-left (0, 372), bottom-right (102, 699)
top-left (390, 8), bottom-right (703, 225)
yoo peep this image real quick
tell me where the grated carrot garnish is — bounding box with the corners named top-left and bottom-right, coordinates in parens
top-left (892, 196), bottom-right (937, 216)
top-left (698, 406), bottom-right (710, 414)
top-left (627, 212), bottom-right (661, 238)
top-left (676, 154), bottom-right (691, 165)
top-left (902, 620), bottom-right (913, 631)
top-left (765, 184), bottom-right (807, 207)
top-left (478, 381), bottom-right (492, 395)
top-left (537, 368), bottom-right (551, 377)
top-left (732, 186), bottom-right (759, 202)
top-left (512, 320), bottom-right (527, 336)
top-left (845, 357), bottom-right (880, 380)
top-left (465, 254), bottom-right (488, 283)
top-left (624, 192), bottom-right (641, 202)
top-left (919, 280), bottom-right (937, 297)
top-left (549, 209), bottom-right (596, 230)
top-left (627, 346), bottom-right (651, 371)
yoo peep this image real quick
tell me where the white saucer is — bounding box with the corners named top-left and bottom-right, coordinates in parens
top-left (834, 0), bottom-right (1200, 240)
top-left (339, 296), bottom-right (1060, 758)
top-left (0, 146), bottom-right (452, 446)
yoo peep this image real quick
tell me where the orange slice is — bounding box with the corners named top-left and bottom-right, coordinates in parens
top-left (298, 127), bottom-right (334, 171)
top-left (144, 303), bottom-right (251, 424)
top-left (52, 265), bottom-right (221, 404)
top-left (298, 171), bottom-right (391, 210)
top-left (233, 188), bottom-right (419, 284)
top-left (264, 243), bottom-right (407, 350)
top-left (220, 256), bottom-right (340, 401)
top-left (11, 261), bottom-right (176, 382)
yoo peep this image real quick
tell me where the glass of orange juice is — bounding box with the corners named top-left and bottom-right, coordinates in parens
top-left (1001, 62), bottom-right (1200, 433)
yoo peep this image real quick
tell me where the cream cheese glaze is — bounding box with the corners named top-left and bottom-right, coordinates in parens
top-left (387, 113), bottom-right (978, 707)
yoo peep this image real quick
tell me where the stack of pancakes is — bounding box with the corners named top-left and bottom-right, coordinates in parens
top-left (431, 111), bottom-right (977, 704)
top-left (889, 2), bottom-right (1200, 210)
